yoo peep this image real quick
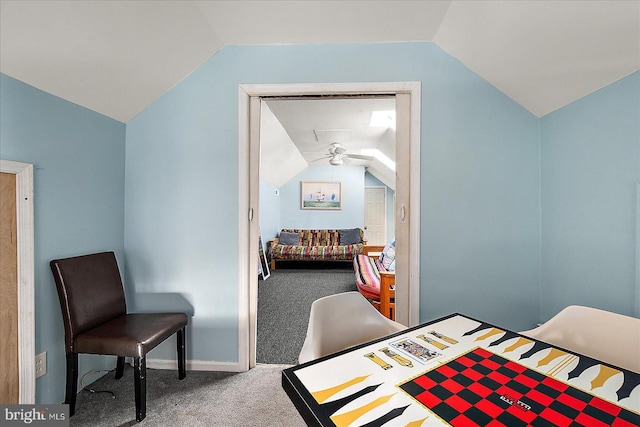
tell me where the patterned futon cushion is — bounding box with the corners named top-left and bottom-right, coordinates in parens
top-left (272, 243), bottom-right (363, 261)
top-left (272, 229), bottom-right (364, 261)
top-left (300, 229), bottom-right (339, 246)
top-left (353, 254), bottom-right (381, 299)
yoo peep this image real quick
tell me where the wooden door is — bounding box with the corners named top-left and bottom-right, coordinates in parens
top-left (364, 187), bottom-right (386, 245)
top-left (0, 172), bottom-right (19, 403)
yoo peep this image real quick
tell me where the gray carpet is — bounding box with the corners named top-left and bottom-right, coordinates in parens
top-left (67, 267), bottom-right (356, 426)
top-left (257, 267), bottom-right (357, 365)
top-left (69, 364), bottom-right (305, 427)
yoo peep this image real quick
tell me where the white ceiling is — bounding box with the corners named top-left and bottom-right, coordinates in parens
top-left (265, 97), bottom-right (396, 163)
top-left (259, 100), bottom-right (309, 188)
top-left (260, 97), bottom-right (398, 188)
top-left (1, 1), bottom-right (638, 123)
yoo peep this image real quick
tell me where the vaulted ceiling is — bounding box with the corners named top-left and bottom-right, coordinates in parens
top-left (1, 1), bottom-right (638, 124)
top-left (259, 96), bottom-right (398, 189)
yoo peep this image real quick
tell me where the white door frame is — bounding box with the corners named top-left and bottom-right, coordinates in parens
top-left (238, 82), bottom-right (421, 370)
top-left (0, 159), bottom-right (35, 403)
top-left (636, 181), bottom-right (640, 317)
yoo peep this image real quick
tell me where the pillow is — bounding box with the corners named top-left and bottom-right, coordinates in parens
top-left (339, 228), bottom-right (361, 245)
top-left (279, 231), bottom-right (300, 246)
top-left (388, 259), bottom-right (396, 272)
top-left (379, 241), bottom-right (396, 271)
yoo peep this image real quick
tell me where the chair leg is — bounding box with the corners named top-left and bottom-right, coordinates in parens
top-left (115, 356), bottom-right (125, 379)
top-left (177, 327), bottom-right (186, 380)
top-left (134, 356), bottom-right (147, 422)
top-left (65, 353), bottom-right (78, 417)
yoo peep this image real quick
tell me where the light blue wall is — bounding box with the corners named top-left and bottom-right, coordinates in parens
top-left (365, 172), bottom-right (395, 243)
top-left (419, 53), bottom-right (541, 330)
top-left (540, 71), bottom-right (640, 321)
top-left (279, 166), bottom-right (365, 230)
top-left (0, 74), bottom-right (126, 404)
top-left (259, 181), bottom-right (280, 242)
top-left (4, 41), bottom-right (636, 404)
top-left (125, 41), bottom-right (542, 367)
top-left (262, 170), bottom-right (389, 241)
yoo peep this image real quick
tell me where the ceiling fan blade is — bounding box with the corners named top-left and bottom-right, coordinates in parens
top-left (310, 155), bottom-right (331, 162)
top-left (345, 154), bottom-right (374, 161)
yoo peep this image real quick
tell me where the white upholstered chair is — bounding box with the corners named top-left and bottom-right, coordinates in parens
top-left (298, 291), bottom-right (406, 364)
top-left (520, 305), bottom-right (640, 373)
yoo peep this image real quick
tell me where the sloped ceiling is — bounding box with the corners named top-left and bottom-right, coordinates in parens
top-left (259, 101), bottom-right (308, 188)
top-left (260, 97), bottom-right (398, 189)
top-left (1, 1), bottom-right (638, 123)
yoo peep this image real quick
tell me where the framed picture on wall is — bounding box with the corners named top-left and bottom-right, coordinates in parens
top-left (258, 231), bottom-right (270, 280)
top-left (301, 181), bottom-right (342, 210)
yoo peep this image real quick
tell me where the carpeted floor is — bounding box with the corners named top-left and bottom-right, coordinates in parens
top-left (256, 266), bottom-right (357, 364)
top-left (68, 265), bottom-right (356, 426)
top-left (69, 364), bottom-right (305, 427)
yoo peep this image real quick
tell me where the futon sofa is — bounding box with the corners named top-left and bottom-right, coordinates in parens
top-left (353, 241), bottom-right (396, 320)
top-left (270, 228), bottom-right (364, 270)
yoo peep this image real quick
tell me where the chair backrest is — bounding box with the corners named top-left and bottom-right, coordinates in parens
top-left (521, 305), bottom-right (640, 373)
top-left (50, 252), bottom-right (127, 352)
top-left (299, 292), bottom-right (406, 363)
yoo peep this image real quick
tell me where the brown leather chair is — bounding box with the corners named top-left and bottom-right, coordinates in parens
top-left (50, 251), bottom-right (188, 422)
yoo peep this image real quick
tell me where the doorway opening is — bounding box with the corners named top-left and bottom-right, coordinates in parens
top-left (364, 186), bottom-right (388, 246)
top-left (238, 82), bottom-right (421, 370)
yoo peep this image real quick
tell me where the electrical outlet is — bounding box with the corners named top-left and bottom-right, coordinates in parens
top-left (35, 352), bottom-right (46, 378)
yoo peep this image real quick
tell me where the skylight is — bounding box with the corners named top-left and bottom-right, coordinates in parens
top-left (369, 110), bottom-right (396, 129)
top-left (361, 149), bottom-right (396, 171)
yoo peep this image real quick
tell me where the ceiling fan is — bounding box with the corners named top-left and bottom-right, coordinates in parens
top-left (313, 142), bottom-right (374, 166)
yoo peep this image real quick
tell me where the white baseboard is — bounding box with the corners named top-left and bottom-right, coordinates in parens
top-left (145, 358), bottom-right (245, 373)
